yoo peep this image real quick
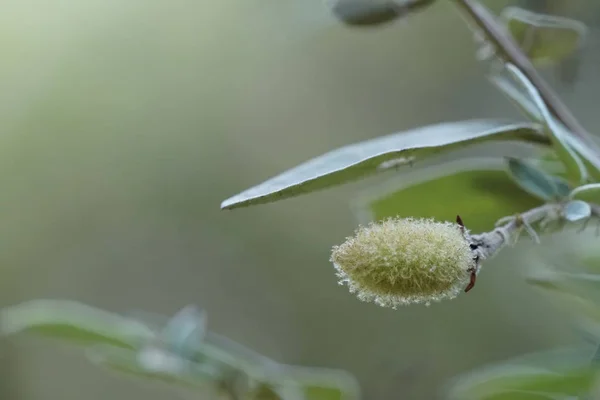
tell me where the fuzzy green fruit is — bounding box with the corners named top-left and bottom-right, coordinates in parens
top-left (330, 217), bottom-right (474, 308)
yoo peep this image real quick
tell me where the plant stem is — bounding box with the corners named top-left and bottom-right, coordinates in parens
top-left (470, 203), bottom-right (563, 260)
top-left (450, 0), bottom-right (600, 160)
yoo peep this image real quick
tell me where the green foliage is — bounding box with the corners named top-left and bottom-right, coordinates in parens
top-left (87, 345), bottom-right (223, 389)
top-left (570, 183), bottom-right (600, 204)
top-left (0, 300), bottom-right (360, 400)
top-left (447, 346), bottom-right (600, 400)
top-left (489, 67), bottom-right (600, 182)
top-left (488, 73), bottom-right (543, 122)
top-left (501, 7), bottom-right (587, 67)
top-left (0, 299), bottom-right (153, 349)
top-left (506, 158), bottom-right (570, 202)
top-left (526, 266), bottom-right (600, 323)
top-left (328, 0), bottom-right (436, 27)
top-left (504, 63), bottom-right (588, 184)
top-left (447, 363), bottom-right (599, 400)
top-left (327, 0), bottom-right (401, 27)
top-left (221, 119), bottom-right (548, 209)
top-left (354, 160), bottom-right (540, 233)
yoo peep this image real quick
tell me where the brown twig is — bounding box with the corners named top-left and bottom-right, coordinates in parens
top-left (451, 0), bottom-right (600, 160)
top-left (470, 203), bottom-right (564, 261)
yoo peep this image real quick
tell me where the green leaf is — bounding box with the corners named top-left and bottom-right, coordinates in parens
top-left (200, 331), bottom-right (281, 374)
top-left (159, 305), bottom-right (206, 359)
top-left (130, 308), bottom-right (280, 373)
top-left (489, 72), bottom-right (600, 181)
top-left (329, 0), bottom-right (398, 26)
top-left (474, 391), bottom-right (571, 400)
top-left (571, 183), bottom-right (600, 204)
top-left (528, 152), bottom-right (568, 180)
top-left (277, 365), bottom-right (361, 400)
top-left (446, 346), bottom-right (598, 400)
top-left (504, 64), bottom-right (588, 184)
top-left (446, 363), bottom-right (598, 400)
top-left (506, 157), bottom-right (570, 201)
top-left (528, 269), bottom-right (600, 305)
top-left (327, 0), bottom-right (435, 27)
top-left (86, 345), bottom-right (225, 389)
top-left (0, 299), bottom-right (154, 349)
top-left (490, 71), bottom-right (600, 182)
top-left (89, 344), bottom-right (360, 400)
top-left (504, 346), bottom-right (594, 372)
top-left (247, 384), bottom-right (285, 400)
top-left (221, 119), bottom-right (548, 210)
top-left (526, 270), bottom-right (600, 325)
top-left (526, 263), bottom-right (600, 356)
top-left (304, 386), bottom-right (345, 400)
top-left (501, 7), bottom-right (586, 67)
top-left (563, 200), bottom-right (591, 222)
top-left (353, 157), bottom-right (541, 232)
top-left (489, 74), bottom-right (543, 122)
top-left (559, 272), bottom-right (600, 294)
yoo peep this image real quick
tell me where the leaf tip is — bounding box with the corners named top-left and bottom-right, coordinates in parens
top-left (220, 195), bottom-right (242, 210)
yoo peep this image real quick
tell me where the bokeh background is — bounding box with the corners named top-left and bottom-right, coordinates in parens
top-left (2, 0), bottom-right (600, 399)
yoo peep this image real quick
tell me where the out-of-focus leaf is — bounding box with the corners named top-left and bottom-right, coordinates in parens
top-left (571, 183), bottom-right (600, 204)
top-left (529, 151), bottom-right (568, 179)
top-left (501, 7), bottom-right (586, 67)
top-left (304, 386), bottom-right (345, 400)
top-left (327, 0), bottom-right (435, 27)
top-left (561, 273), bottom-right (600, 296)
top-left (446, 362), bottom-right (598, 400)
top-left (130, 308), bottom-right (280, 374)
top-left (90, 346), bottom-right (334, 400)
top-left (503, 346), bottom-right (594, 372)
top-left (90, 341), bottom-right (361, 399)
top-left (505, 64), bottom-right (588, 184)
top-left (277, 365), bottom-right (361, 400)
top-left (529, 270), bottom-right (600, 305)
top-left (329, 0), bottom-right (398, 26)
top-left (353, 157), bottom-right (540, 233)
top-left (489, 71), bottom-right (600, 181)
top-left (200, 331), bottom-right (282, 375)
top-left (563, 200), bottom-right (591, 222)
top-left (526, 270), bottom-right (600, 325)
top-left (551, 180), bottom-right (571, 200)
top-left (446, 346), bottom-right (596, 399)
top-left (506, 157), bottom-right (570, 201)
top-left (221, 119), bottom-right (548, 210)
top-left (529, 277), bottom-right (600, 352)
top-left (246, 383), bottom-right (285, 400)
top-left (475, 391), bottom-right (572, 400)
top-left (551, 234), bottom-right (600, 274)
top-left (0, 299), bottom-right (153, 349)
top-left (557, 52), bottom-right (582, 86)
top-left (86, 345), bottom-right (225, 389)
top-left (159, 305), bottom-right (206, 359)
top-left (489, 74), bottom-right (543, 123)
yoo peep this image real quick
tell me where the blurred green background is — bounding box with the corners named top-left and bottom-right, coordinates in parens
top-left (2, 0), bottom-right (600, 399)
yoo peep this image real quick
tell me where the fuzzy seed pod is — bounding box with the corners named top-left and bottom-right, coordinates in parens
top-left (330, 217), bottom-right (474, 308)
